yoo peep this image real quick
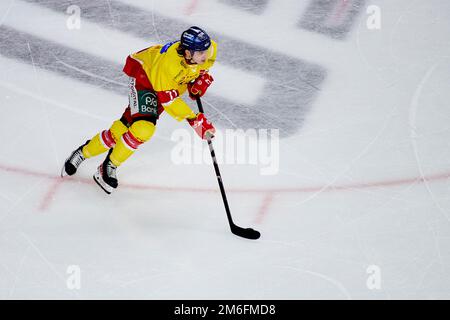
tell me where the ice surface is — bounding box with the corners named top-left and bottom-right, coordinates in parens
top-left (0, 0), bottom-right (449, 299)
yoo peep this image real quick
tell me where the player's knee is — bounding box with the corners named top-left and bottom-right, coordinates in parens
top-left (129, 120), bottom-right (155, 142)
top-left (110, 120), bottom-right (128, 142)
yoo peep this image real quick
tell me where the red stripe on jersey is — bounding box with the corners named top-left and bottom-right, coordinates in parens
top-left (122, 131), bottom-right (142, 150)
top-left (101, 130), bottom-right (116, 148)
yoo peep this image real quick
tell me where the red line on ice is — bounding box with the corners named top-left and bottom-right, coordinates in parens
top-left (1, 163), bottom-right (449, 194)
top-left (38, 178), bottom-right (63, 211)
top-left (1, 163), bottom-right (449, 216)
top-left (330, 0), bottom-right (350, 25)
top-left (255, 192), bottom-right (275, 225)
top-left (184, 0), bottom-right (199, 16)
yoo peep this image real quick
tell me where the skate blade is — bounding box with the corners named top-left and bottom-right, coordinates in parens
top-left (60, 162), bottom-right (69, 178)
top-left (93, 171), bottom-right (113, 194)
top-left (60, 164), bottom-right (66, 178)
top-left (60, 153), bottom-right (72, 177)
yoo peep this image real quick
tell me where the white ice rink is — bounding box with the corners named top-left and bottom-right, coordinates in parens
top-left (0, 0), bottom-right (449, 299)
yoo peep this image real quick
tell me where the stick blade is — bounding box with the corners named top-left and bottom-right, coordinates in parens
top-left (231, 225), bottom-right (261, 240)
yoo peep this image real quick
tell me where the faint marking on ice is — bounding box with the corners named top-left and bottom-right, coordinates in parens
top-left (0, 186), bottom-right (17, 203)
top-left (355, 0), bottom-right (421, 85)
top-left (288, 102), bottom-right (399, 208)
top-left (8, 244), bottom-right (30, 298)
top-left (354, 9), bottom-right (394, 85)
top-left (299, 0), bottom-right (365, 40)
top-left (0, 259), bottom-right (15, 278)
top-left (0, 170), bottom-right (50, 223)
top-left (218, 0), bottom-right (269, 15)
top-left (207, 63), bottom-right (266, 105)
top-left (0, 0), bottom-right (15, 27)
top-left (19, 232), bottom-right (80, 298)
top-left (0, 80), bottom-right (110, 121)
top-left (415, 258), bottom-right (438, 296)
top-left (408, 62), bottom-right (450, 223)
top-left (113, 270), bottom-right (189, 291)
top-left (27, 42), bottom-right (60, 167)
top-left (151, 0), bottom-right (162, 43)
top-left (428, 222), bottom-right (445, 278)
top-left (51, 53), bottom-right (128, 88)
top-left (278, 265), bottom-right (352, 299)
top-left (202, 98), bottom-right (238, 129)
top-left (388, 0), bottom-right (425, 68)
top-left (105, 0), bottom-right (115, 25)
top-left (284, 76), bottom-right (321, 92)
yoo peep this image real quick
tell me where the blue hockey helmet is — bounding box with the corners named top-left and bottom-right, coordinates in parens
top-left (180, 26), bottom-right (211, 51)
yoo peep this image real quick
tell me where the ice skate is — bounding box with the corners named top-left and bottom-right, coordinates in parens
top-left (93, 150), bottom-right (118, 194)
top-left (61, 140), bottom-right (90, 177)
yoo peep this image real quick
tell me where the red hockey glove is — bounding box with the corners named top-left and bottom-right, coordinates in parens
top-left (187, 113), bottom-right (216, 140)
top-left (188, 72), bottom-right (214, 100)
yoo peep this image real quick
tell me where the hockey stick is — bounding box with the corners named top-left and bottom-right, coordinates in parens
top-left (195, 97), bottom-right (261, 240)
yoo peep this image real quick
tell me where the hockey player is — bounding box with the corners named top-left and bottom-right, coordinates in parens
top-left (61, 26), bottom-right (217, 194)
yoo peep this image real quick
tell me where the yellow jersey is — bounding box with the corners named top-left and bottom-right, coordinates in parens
top-left (124, 40), bottom-right (217, 121)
